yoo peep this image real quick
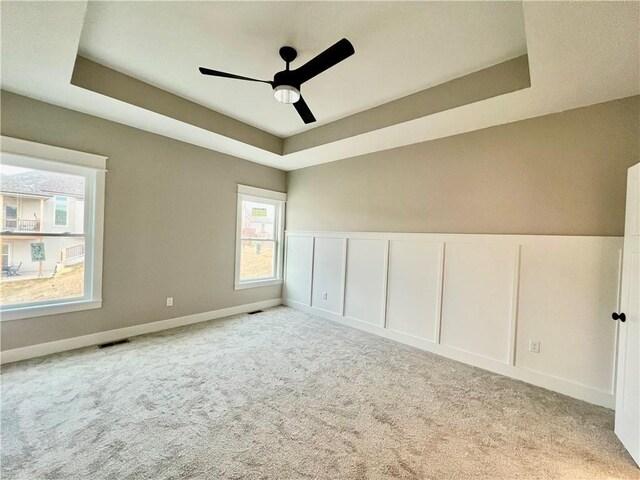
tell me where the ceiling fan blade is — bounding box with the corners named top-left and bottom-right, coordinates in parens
top-left (293, 96), bottom-right (316, 124)
top-left (199, 67), bottom-right (272, 85)
top-left (291, 38), bottom-right (354, 85)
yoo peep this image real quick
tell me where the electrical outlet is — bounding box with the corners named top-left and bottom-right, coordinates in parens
top-left (166, 297), bottom-right (174, 307)
top-left (322, 292), bottom-right (328, 300)
top-left (529, 340), bottom-right (540, 354)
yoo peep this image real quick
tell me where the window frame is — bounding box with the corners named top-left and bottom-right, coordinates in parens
top-left (53, 195), bottom-right (69, 227)
top-left (235, 185), bottom-right (286, 290)
top-left (0, 136), bottom-right (107, 321)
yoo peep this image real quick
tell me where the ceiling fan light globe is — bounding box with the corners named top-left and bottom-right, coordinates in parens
top-left (273, 85), bottom-right (301, 104)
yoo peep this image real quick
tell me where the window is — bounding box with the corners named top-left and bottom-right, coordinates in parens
top-left (235, 185), bottom-right (286, 289)
top-left (54, 195), bottom-right (69, 227)
top-left (2, 243), bottom-right (9, 268)
top-left (0, 136), bottom-right (106, 320)
top-left (3, 203), bottom-right (17, 230)
top-left (4, 204), bottom-right (17, 219)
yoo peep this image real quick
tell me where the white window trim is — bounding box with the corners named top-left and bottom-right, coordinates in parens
top-left (235, 185), bottom-right (286, 290)
top-left (0, 136), bottom-right (107, 321)
top-left (237, 184), bottom-right (286, 202)
top-left (53, 195), bottom-right (69, 227)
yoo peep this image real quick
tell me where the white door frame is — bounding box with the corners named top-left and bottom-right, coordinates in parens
top-left (614, 163), bottom-right (640, 467)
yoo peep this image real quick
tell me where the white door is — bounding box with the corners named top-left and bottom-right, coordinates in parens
top-left (615, 163), bottom-right (640, 466)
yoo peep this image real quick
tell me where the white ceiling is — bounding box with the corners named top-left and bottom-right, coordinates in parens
top-left (1, 1), bottom-right (638, 171)
top-left (78, 1), bottom-right (527, 137)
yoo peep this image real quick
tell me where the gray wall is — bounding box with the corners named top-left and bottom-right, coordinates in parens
top-left (286, 96), bottom-right (640, 236)
top-left (3, 92), bottom-right (638, 351)
top-left (1, 91), bottom-right (286, 351)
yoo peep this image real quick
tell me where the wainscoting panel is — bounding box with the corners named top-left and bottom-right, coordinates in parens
top-left (386, 240), bottom-right (443, 342)
top-left (344, 239), bottom-right (388, 326)
top-left (284, 236), bottom-right (314, 306)
top-left (310, 237), bottom-right (346, 314)
top-left (284, 231), bottom-right (623, 408)
top-left (440, 242), bottom-right (517, 364)
top-left (516, 237), bottom-right (621, 393)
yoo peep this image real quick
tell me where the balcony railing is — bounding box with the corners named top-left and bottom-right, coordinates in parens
top-left (2, 218), bottom-right (40, 232)
top-left (61, 243), bottom-right (85, 263)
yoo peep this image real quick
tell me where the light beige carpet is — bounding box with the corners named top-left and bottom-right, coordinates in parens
top-left (1, 306), bottom-right (637, 479)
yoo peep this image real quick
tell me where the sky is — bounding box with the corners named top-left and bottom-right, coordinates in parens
top-left (0, 165), bottom-right (32, 175)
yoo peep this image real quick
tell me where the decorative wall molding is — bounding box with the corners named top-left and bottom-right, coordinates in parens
top-left (0, 298), bottom-right (282, 365)
top-left (284, 230), bottom-right (622, 408)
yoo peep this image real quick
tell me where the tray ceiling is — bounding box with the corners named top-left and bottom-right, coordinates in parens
top-left (78, 1), bottom-right (527, 137)
top-left (1, 1), bottom-right (638, 171)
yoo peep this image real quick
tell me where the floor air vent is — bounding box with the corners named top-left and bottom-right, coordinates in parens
top-left (98, 339), bottom-right (130, 349)
top-left (247, 310), bottom-right (263, 315)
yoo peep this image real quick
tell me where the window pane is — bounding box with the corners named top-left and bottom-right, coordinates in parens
top-left (0, 237), bottom-right (85, 306)
top-left (241, 201), bottom-right (275, 240)
top-left (1, 243), bottom-right (8, 268)
top-left (1, 167), bottom-right (86, 307)
top-left (55, 204), bottom-right (68, 226)
top-left (54, 196), bottom-right (69, 227)
top-left (4, 205), bottom-right (17, 219)
top-left (239, 239), bottom-right (274, 280)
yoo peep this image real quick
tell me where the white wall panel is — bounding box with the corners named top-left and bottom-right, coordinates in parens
top-left (386, 240), bottom-right (443, 341)
top-left (283, 236), bottom-right (314, 305)
top-left (440, 242), bottom-right (517, 364)
top-left (284, 231), bottom-right (623, 407)
top-left (516, 238), bottom-right (620, 393)
top-left (311, 237), bottom-right (345, 314)
top-left (344, 239), bottom-right (387, 326)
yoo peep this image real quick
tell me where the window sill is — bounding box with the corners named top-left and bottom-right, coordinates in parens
top-left (0, 299), bottom-right (102, 322)
top-left (234, 278), bottom-right (283, 290)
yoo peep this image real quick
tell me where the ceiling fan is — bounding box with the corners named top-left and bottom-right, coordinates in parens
top-left (199, 38), bottom-right (355, 125)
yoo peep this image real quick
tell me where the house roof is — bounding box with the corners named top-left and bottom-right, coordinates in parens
top-left (0, 171), bottom-right (84, 198)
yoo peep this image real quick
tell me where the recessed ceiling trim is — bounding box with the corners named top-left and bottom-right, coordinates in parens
top-left (71, 56), bottom-right (284, 155)
top-left (71, 54), bottom-right (531, 160)
top-left (284, 55), bottom-right (531, 155)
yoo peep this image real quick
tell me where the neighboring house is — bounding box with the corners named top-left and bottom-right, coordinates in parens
top-left (1, 170), bottom-right (85, 276)
top-left (241, 203), bottom-right (275, 240)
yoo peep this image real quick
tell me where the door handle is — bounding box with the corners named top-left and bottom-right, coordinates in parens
top-left (612, 312), bottom-right (626, 322)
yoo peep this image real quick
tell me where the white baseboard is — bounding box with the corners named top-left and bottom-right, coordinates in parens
top-left (1, 299), bottom-right (282, 365)
top-left (284, 299), bottom-right (614, 409)
top-left (2, 297), bottom-right (614, 409)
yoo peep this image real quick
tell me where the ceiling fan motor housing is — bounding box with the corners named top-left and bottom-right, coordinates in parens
top-left (273, 70), bottom-right (301, 91)
top-left (273, 47), bottom-right (301, 104)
